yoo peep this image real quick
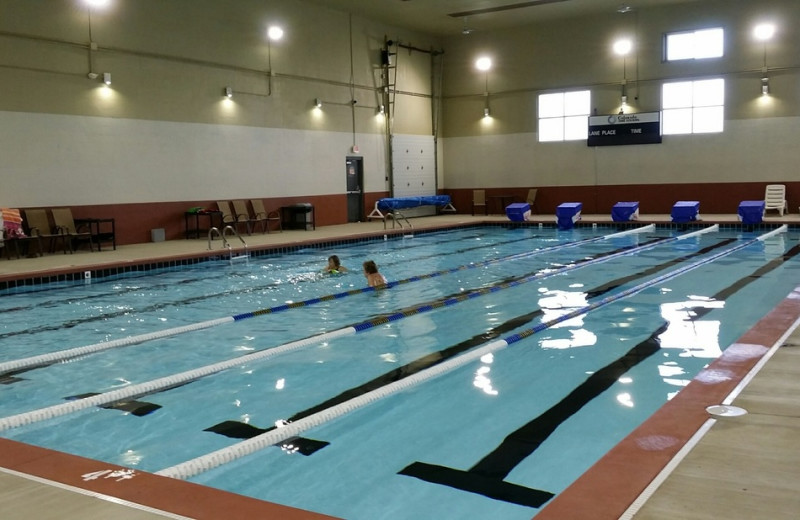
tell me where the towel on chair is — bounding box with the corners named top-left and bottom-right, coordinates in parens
top-left (1, 208), bottom-right (26, 238)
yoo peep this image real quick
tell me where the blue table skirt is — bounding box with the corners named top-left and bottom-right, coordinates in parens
top-left (611, 201), bottom-right (639, 222)
top-left (738, 200), bottom-right (765, 225)
top-left (556, 202), bottom-right (582, 230)
top-left (671, 201), bottom-right (700, 223)
top-left (506, 203), bottom-right (530, 222)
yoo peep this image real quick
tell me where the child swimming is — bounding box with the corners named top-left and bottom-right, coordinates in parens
top-left (363, 260), bottom-right (387, 287)
top-left (323, 255), bottom-right (348, 274)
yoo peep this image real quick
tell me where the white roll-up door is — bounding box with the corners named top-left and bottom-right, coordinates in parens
top-left (391, 135), bottom-right (436, 217)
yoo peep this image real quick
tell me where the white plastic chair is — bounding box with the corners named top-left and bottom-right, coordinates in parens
top-left (764, 184), bottom-right (788, 216)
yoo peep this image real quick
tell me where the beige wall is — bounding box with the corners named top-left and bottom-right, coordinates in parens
top-left (440, 0), bottom-right (800, 189)
top-left (0, 0), bottom-right (798, 223)
top-left (0, 0), bottom-right (440, 208)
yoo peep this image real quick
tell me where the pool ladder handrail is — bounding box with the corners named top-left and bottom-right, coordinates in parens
top-left (222, 225), bottom-right (249, 262)
top-left (207, 226), bottom-right (248, 262)
top-left (387, 210), bottom-right (411, 230)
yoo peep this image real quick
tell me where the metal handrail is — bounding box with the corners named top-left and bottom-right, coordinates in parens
top-left (222, 225), bottom-right (248, 261)
top-left (207, 227), bottom-right (226, 250)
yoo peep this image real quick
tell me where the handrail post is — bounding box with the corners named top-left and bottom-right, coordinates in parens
top-left (207, 227), bottom-right (222, 250)
top-left (222, 225), bottom-right (248, 261)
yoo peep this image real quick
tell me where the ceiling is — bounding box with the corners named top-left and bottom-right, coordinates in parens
top-left (306, 0), bottom-right (703, 36)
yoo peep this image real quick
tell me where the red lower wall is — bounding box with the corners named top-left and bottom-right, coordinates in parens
top-left (15, 183), bottom-right (795, 246)
top-left (16, 193), bottom-right (391, 247)
top-left (444, 182), bottom-right (799, 218)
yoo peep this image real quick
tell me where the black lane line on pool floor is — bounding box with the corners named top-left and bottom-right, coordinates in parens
top-left (200, 239), bottom-right (736, 452)
top-left (399, 322), bottom-right (668, 508)
top-left (398, 242), bottom-right (800, 509)
top-left (65, 392), bottom-right (162, 417)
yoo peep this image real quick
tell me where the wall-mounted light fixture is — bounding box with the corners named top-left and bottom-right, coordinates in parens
top-left (613, 38), bottom-right (632, 111)
top-left (224, 87), bottom-right (233, 98)
top-left (754, 23), bottom-right (775, 98)
top-left (103, 72), bottom-right (111, 86)
top-left (265, 24), bottom-right (284, 96)
top-left (475, 56), bottom-right (492, 120)
top-left (613, 39), bottom-right (632, 56)
top-left (267, 25), bottom-right (284, 41)
top-left (378, 104), bottom-right (385, 115)
top-left (314, 98), bottom-right (322, 109)
top-left (753, 23), bottom-right (775, 42)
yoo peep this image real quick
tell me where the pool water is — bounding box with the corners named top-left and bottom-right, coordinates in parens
top-left (0, 225), bottom-right (798, 519)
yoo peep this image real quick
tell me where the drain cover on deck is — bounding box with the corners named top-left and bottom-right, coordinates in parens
top-left (706, 404), bottom-right (748, 417)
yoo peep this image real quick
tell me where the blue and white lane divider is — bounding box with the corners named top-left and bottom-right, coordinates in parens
top-left (155, 225), bottom-right (784, 480)
top-left (0, 225), bottom-right (694, 433)
top-left (0, 225), bottom-right (655, 376)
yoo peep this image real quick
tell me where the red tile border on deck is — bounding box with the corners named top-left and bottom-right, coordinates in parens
top-left (535, 286), bottom-right (800, 520)
top-left (0, 438), bottom-right (341, 519)
top-left (2, 224), bottom-right (798, 519)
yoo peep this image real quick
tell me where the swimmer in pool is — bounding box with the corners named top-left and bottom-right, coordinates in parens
top-left (323, 255), bottom-right (348, 274)
top-left (363, 260), bottom-right (387, 287)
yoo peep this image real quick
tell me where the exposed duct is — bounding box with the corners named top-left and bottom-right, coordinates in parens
top-left (448, 0), bottom-right (569, 18)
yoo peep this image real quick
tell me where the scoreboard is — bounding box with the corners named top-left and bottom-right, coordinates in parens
top-left (587, 112), bottom-right (661, 146)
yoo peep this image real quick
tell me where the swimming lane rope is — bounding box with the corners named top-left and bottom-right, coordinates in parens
top-left (0, 225), bottom-right (675, 433)
top-left (0, 225), bottom-right (713, 438)
top-left (155, 224), bottom-right (784, 480)
top-left (0, 225), bottom-right (655, 377)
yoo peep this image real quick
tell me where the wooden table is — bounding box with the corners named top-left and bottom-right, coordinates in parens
top-left (75, 218), bottom-right (116, 250)
top-left (184, 211), bottom-right (222, 239)
top-left (489, 195), bottom-right (515, 215)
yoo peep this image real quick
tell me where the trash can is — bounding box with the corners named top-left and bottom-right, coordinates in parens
top-left (282, 203), bottom-right (315, 230)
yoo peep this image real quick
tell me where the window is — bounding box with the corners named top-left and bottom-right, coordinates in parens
top-left (538, 90), bottom-right (590, 142)
top-left (662, 79), bottom-right (724, 135)
top-left (665, 28), bottom-right (724, 61)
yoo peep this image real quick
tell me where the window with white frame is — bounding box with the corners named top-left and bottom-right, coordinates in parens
top-left (661, 78), bottom-right (724, 135)
top-left (665, 28), bottom-right (724, 61)
top-left (538, 90), bottom-right (591, 142)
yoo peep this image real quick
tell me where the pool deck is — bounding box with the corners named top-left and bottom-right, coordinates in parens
top-left (1, 213), bottom-right (799, 519)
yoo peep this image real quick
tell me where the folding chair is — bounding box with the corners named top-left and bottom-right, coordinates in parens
top-left (250, 199), bottom-right (282, 233)
top-left (51, 208), bottom-right (94, 253)
top-left (472, 189), bottom-right (487, 216)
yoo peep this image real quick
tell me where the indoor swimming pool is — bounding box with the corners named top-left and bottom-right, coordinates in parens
top-left (0, 224), bottom-right (798, 519)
